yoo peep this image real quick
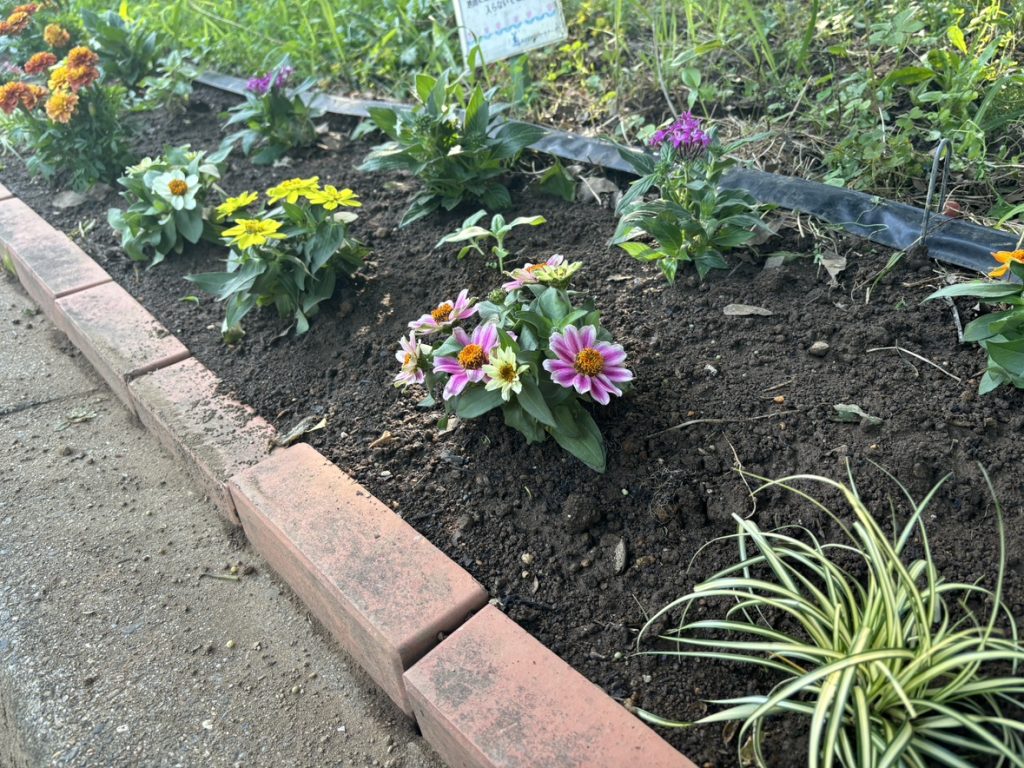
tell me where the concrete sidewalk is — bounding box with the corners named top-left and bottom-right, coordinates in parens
top-left (0, 273), bottom-right (443, 768)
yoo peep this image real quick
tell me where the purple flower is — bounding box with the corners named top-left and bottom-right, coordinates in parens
top-left (433, 324), bottom-right (499, 400)
top-left (273, 66), bottom-right (294, 89)
top-left (393, 332), bottom-right (431, 390)
top-left (246, 65), bottom-right (294, 96)
top-left (246, 73), bottom-right (272, 95)
top-left (409, 289), bottom-right (476, 335)
top-left (543, 325), bottom-right (632, 406)
top-left (649, 112), bottom-right (711, 158)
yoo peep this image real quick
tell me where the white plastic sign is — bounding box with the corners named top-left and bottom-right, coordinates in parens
top-left (452, 0), bottom-right (568, 65)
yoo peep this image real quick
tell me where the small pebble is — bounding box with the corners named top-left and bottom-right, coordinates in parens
top-left (808, 340), bottom-right (830, 357)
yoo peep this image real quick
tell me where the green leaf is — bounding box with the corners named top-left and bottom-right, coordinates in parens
top-left (550, 403), bottom-right (606, 472)
top-left (175, 209), bottom-right (203, 244)
top-left (985, 337), bottom-right (1024, 380)
top-left (502, 400), bottom-right (546, 444)
top-left (536, 287), bottom-right (571, 322)
top-left (494, 122), bottom-right (545, 153)
top-left (882, 66), bottom-right (936, 87)
top-left (517, 377), bottom-right (556, 427)
top-left (963, 310), bottom-right (1022, 342)
top-left (925, 282), bottom-right (1021, 301)
top-left (947, 25), bottom-right (968, 55)
top-left (454, 385), bottom-right (503, 419)
top-left (617, 241), bottom-right (664, 261)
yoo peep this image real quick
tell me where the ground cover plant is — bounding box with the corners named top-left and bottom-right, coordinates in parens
top-left (3, 84), bottom-right (1024, 768)
top-left (396, 257), bottom-right (632, 472)
top-left (221, 59), bottom-right (321, 165)
top-left (186, 176), bottom-right (367, 337)
top-left (927, 248), bottom-right (1024, 393)
top-left (0, 22), bottom-right (134, 189)
top-left (434, 209), bottom-right (546, 272)
top-left (107, 144), bottom-right (228, 265)
top-left (359, 69), bottom-right (544, 226)
top-left (613, 112), bottom-right (764, 281)
top-left (637, 468), bottom-right (1024, 767)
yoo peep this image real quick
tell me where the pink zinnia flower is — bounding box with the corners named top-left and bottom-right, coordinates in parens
top-left (409, 289), bottom-right (476, 334)
top-left (393, 332), bottom-right (430, 390)
top-left (502, 254), bottom-right (564, 292)
top-left (543, 325), bottom-right (632, 405)
top-left (433, 324), bottom-right (499, 400)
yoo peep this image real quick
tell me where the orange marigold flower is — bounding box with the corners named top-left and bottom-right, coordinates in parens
top-left (19, 83), bottom-right (47, 110)
top-left (45, 88), bottom-right (77, 123)
top-left (47, 64), bottom-right (69, 91)
top-left (13, 4), bottom-right (40, 13)
top-left (43, 23), bottom-right (70, 48)
top-left (4, 10), bottom-right (31, 33)
top-left (989, 250), bottom-right (1024, 279)
top-left (65, 64), bottom-right (99, 90)
top-left (0, 82), bottom-right (26, 114)
top-left (24, 51), bottom-right (57, 75)
top-left (65, 47), bottom-right (98, 69)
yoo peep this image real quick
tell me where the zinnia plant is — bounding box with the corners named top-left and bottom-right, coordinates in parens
top-left (637, 466), bottom-right (1024, 768)
top-left (926, 248), bottom-right (1024, 394)
top-left (394, 260), bottom-right (632, 472)
top-left (108, 145), bottom-right (230, 266)
top-left (613, 111), bottom-right (764, 282)
top-left (186, 177), bottom-right (367, 338)
top-left (221, 57), bottom-right (321, 165)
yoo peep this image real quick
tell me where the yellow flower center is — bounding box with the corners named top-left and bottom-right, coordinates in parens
top-left (403, 352), bottom-right (412, 366)
top-left (168, 179), bottom-right (188, 196)
top-left (242, 220), bottom-right (265, 234)
top-left (574, 347), bottom-right (604, 377)
top-left (526, 263), bottom-right (546, 273)
top-left (458, 344), bottom-right (485, 370)
top-left (497, 362), bottom-right (518, 382)
top-left (431, 303), bottom-right (453, 324)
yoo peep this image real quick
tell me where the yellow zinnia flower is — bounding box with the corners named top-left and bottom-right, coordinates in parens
top-left (307, 184), bottom-right (361, 211)
top-left (221, 218), bottom-right (287, 250)
top-left (45, 88), bottom-right (78, 123)
top-left (265, 176), bottom-right (320, 205)
top-left (988, 249), bottom-right (1024, 279)
top-left (215, 191), bottom-right (259, 221)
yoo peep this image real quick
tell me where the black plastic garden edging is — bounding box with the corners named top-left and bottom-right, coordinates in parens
top-left (197, 72), bottom-right (1019, 277)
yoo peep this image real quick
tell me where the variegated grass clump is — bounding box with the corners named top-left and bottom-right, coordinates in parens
top-left (638, 467), bottom-right (1024, 768)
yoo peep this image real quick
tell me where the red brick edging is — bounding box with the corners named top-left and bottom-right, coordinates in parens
top-left (0, 193), bottom-right (697, 768)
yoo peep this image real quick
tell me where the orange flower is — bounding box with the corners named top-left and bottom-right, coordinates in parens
top-left (988, 250), bottom-right (1024, 279)
top-left (43, 23), bottom-right (70, 48)
top-left (0, 82), bottom-right (26, 114)
top-left (47, 64), bottom-right (69, 91)
top-left (19, 83), bottom-right (47, 110)
top-left (24, 51), bottom-right (57, 75)
top-left (13, 3), bottom-right (40, 13)
top-left (65, 47), bottom-right (99, 70)
top-left (3, 10), bottom-right (31, 33)
top-left (44, 88), bottom-right (77, 123)
top-left (65, 64), bottom-right (99, 90)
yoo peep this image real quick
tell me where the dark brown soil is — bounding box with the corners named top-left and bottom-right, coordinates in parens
top-left (4, 85), bottom-right (1023, 767)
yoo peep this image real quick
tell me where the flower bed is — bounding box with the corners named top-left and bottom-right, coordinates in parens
top-left (4, 83), bottom-right (1023, 765)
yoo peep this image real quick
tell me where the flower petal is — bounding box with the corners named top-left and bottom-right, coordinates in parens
top-left (434, 356), bottom-right (463, 375)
